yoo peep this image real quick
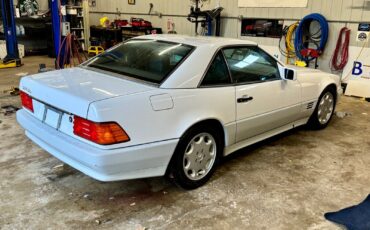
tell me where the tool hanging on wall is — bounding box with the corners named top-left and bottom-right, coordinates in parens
top-left (330, 27), bottom-right (351, 71)
top-left (149, 3), bottom-right (153, 14)
top-left (148, 3), bottom-right (162, 17)
top-left (167, 19), bottom-right (177, 34)
top-left (294, 13), bottom-right (329, 68)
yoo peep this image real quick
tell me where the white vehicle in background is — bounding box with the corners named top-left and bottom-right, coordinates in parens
top-left (17, 35), bottom-right (341, 189)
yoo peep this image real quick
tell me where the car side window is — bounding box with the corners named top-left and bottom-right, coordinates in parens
top-left (223, 47), bottom-right (280, 84)
top-left (201, 51), bottom-right (231, 86)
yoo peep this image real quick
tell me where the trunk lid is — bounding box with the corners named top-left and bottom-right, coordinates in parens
top-left (20, 67), bottom-right (155, 118)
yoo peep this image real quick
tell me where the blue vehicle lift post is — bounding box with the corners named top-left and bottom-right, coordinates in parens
top-left (51, 0), bottom-right (61, 60)
top-left (0, 0), bottom-right (21, 68)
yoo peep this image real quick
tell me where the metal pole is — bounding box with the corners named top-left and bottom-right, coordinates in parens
top-left (0, 0), bottom-right (20, 62)
top-left (51, 0), bottom-right (61, 58)
top-left (195, 0), bottom-right (199, 35)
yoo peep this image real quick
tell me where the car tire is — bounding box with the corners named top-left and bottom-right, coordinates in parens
top-left (307, 88), bottom-right (336, 130)
top-left (167, 124), bottom-right (223, 190)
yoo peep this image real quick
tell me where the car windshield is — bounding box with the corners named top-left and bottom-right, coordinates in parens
top-left (87, 39), bottom-right (194, 84)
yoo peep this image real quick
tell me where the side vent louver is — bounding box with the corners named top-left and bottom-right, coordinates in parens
top-left (307, 102), bottom-right (314, 110)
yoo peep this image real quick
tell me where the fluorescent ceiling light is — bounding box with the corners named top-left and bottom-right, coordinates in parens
top-left (234, 55), bottom-right (259, 68)
top-left (159, 44), bottom-right (181, 56)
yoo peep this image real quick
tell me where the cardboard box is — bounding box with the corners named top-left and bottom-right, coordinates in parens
top-left (0, 41), bottom-right (25, 59)
top-left (345, 78), bottom-right (370, 98)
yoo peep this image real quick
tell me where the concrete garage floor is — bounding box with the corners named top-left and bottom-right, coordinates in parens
top-left (1, 56), bottom-right (370, 229)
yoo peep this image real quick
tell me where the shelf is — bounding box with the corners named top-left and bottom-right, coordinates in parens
top-left (67, 14), bottom-right (84, 17)
top-left (66, 5), bottom-right (83, 9)
top-left (62, 1), bottom-right (89, 51)
top-left (15, 16), bottom-right (51, 22)
top-left (121, 27), bottom-right (163, 39)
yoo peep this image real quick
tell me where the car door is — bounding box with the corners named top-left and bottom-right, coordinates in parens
top-left (222, 46), bottom-right (301, 142)
top-left (199, 50), bottom-right (236, 146)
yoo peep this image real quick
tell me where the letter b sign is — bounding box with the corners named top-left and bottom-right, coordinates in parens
top-left (352, 61), bottom-right (363, 76)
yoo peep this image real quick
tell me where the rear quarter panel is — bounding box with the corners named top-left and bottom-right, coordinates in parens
top-left (87, 87), bottom-right (236, 149)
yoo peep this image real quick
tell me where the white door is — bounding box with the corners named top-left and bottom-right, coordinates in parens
top-left (198, 50), bottom-right (237, 145)
top-left (223, 46), bottom-right (301, 142)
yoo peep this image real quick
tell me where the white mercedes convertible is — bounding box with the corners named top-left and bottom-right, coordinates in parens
top-left (17, 35), bottom-right (341, 189)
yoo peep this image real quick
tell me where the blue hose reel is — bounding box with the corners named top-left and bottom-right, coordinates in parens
top-left (295, 13), bottom-right (329, 62)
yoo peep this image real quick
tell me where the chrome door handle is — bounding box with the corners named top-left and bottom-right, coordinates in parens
top-left (237, 95), bottom-right (253, 103)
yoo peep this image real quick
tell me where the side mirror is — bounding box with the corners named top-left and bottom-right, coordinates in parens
top-left (284, 69), bottom-right (296, 81)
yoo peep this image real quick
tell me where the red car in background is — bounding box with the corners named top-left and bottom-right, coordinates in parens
top-left (114, 19), bottom-right (129, 27)
top-left (131, 18), bottom-right (152, 28)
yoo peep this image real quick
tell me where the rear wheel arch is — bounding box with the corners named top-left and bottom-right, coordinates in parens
top-left (180, 119), bottom-right (226, 147)
top-left (165, 119), bottom-right (226, 180)
top-left (172, 118), bottom-right (227, 159)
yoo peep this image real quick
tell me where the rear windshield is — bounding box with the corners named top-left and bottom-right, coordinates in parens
top-left (87, 39), bottom-right (194, 84)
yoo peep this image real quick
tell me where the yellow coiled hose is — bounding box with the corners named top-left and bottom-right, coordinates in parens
top-left (285, 22), bottom-right (299, 59)
top-left (279, 22), bottom-right (299, 64)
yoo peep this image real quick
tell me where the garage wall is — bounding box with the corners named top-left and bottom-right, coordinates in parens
top-left (89, 0), bottom-right (370, 73)
top-left (37, 0), bottom-right (49, 11)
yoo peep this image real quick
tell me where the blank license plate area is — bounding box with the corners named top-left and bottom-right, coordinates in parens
top-left (44, 108), bottom-right (62, 129)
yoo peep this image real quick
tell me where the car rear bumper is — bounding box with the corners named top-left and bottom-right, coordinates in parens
top-left (16, 109), bottom-right (178, 181)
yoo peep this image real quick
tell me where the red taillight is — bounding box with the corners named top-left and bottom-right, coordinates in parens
top-left (20, 91), bottom-right (34, 112)
top-left (73, 116), bottom-right (130, 145)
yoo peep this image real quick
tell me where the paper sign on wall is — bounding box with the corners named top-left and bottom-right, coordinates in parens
top-left (357, 23), bottom-right (370, 42)
top-left (238, 0), bottom-right (308, 8)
